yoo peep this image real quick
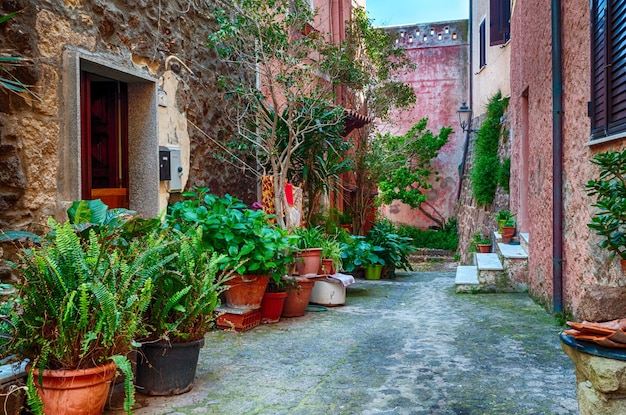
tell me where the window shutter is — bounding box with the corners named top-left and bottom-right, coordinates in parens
top-left (479, 20), bottom-right (486, 68)
top-left (591, 0), bottom-right (626, 139)
top-left (591, 0), bottom-right (607, 137)
top-left (490, 0), bottom-right (510, 46)
top-left (608, 2), bottom-right (626, 134)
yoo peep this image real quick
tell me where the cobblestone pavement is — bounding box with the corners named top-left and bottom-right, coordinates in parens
top-left (109, 269), bottom-right (578, 415)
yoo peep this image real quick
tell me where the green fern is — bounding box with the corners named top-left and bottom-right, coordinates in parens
top-left (8, 218), bottom-right (164, 412)
top-left (144, 227), bottom-right (229, 342)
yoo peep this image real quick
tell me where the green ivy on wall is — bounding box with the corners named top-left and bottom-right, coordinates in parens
top-left (470, 92), bottom-right (509, 205)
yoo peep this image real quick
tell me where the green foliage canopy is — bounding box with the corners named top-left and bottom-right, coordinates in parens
top-left (370, 118), bottom-right (451, 208)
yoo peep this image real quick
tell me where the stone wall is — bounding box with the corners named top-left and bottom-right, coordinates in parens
top-left (0, 0), bottom-right (257, 235)
top-left (456, 109), bottom-right (511, 264)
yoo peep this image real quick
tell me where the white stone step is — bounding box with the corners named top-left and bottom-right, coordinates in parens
top-left (497, 242), bottom-right (528, 259)
top-left (475, 253), bottom-right (504, 270)
top-left (455, 266), bottom-right (479, 293)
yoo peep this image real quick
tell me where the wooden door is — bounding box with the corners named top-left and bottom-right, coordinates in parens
top-left (80, 72), bottom-right (129, 208)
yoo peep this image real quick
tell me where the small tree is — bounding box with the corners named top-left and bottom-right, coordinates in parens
top-left (370, 119), bottom-right (452, 228)
top-left (208, 0), bottom-right (350, 229)
top-left (332, 8), bottom-right (416, 234)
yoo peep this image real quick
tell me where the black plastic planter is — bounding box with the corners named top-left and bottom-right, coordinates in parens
top-left (135, 337), bottom-right (204, 396)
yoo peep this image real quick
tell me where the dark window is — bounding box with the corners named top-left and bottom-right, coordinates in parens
top-left (479, 19), bottom-right (486, 68)
top-left (490, 0), bottom-right (511, 46)
top-left (591, 0), bottom-right (626, 139)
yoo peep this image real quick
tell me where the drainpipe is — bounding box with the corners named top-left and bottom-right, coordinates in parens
top-left (457, 3), bottom-right (473, 201)
top-left (551, 0), bottom-right (564, 314)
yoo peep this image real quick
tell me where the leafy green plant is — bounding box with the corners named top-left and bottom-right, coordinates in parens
top-left (494, 210), bottom-right (515, 222)
top-left (365, 221), bottom-right (414, 273)
top-left (166, 187), bottom-right (296, 276)
top-left (396, 221), bottom-right (459, 251)
top-left (66, 199), bottom-right (160, 249)
top-left (469, 231), bottom-right (491, 253)
top-left (143, 226), bottom-right (230, 343)
top-left (586, 149), bottom-right (626, 259)
top-left (471, 91), bottom-right (509, 206)
top-left (292, 226), bottom-right (325, 250)
top-left (321, 236), bottom-right (344, 273)
top-left (494, 209), bottom-right (515, 232)
top-left (340, 236), bottom-right (384, 272)
top-left (7, 219), bottom-right (163, 414)
top-left (503, 219), bottom-right (516, 228)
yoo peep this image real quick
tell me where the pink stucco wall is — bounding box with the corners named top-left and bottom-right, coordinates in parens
top-left (510, 0), bottom-right (626, 319)
top-left (380, 20), bottom-right (469, 228)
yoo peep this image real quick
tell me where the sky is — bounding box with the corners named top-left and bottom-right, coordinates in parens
top-left (366, 0), bottom-right (469, 27)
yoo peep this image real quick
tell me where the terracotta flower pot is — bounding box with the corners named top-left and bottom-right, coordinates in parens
top-left (223, 274), bottom-right (270, 310)
top-left (501, 226), bottom-right (515, 243)
top-left (32, 361), bottom-right (117, 415)
top-left (282, 277), bottom-right (316, 317)
top-left (320, 258), bottom-right (335, 275)
top-left (296, 248), bottom-right (322, 276)
top-left (260, 291), bottom-right (287, 323)
top-left (477, 243), bottom-right (491, 253)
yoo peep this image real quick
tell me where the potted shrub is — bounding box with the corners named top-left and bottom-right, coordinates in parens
top-left (470, 231), bottom-right (492, 253)
top-left (586, 149), bottom-right (626, 271)
top-left (136, 226), bottom-right (230, 396)
top-left (292, 226), bottom-right (325, 276)
top-left (501, 219), bottom-right (516, 243)
top-left (166, 187), bottom-right (296, 310)
top-left (494, 210), bottom-right (515, 233)
top-left (340, 236), bottom-right (385, 279)
top-left (6, 219), bottom-right (161, 415)
top-left (320, 236), bottom-right (343, 275)
top-left (365, 221), bottom-right (415, 278)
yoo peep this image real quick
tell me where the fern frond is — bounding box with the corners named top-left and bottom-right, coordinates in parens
top-left (110, 355), bottom-right (135, 414)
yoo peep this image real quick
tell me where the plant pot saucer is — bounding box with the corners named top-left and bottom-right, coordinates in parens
top-left (288, 274), bottom-right (323, 280)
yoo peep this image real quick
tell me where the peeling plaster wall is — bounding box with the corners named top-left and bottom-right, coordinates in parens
top-left (0, 1), bottom-right (257, 233)
top-left (380, 20), bottom-right (469, 228)
top-left (510, 0), bottom-right (626, 320)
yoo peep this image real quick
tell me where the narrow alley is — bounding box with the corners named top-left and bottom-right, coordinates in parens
top-left (111, 268), bottom-right (578, 415)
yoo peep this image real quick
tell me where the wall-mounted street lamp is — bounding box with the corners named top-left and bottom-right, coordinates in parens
top-left (457, 101), bottom-right (476, 133)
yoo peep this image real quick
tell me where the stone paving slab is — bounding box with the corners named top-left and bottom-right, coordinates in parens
top-left (106, 271), bottom-right (578, 415)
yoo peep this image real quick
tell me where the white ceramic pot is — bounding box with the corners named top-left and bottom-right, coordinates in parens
top-left (309, 279), bottom-right (346, 306)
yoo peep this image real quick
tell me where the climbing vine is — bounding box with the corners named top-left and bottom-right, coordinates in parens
top-left (470, 91), bottom-right (509, 206)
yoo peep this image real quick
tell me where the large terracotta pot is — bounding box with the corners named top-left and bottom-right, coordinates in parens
top-left (32, 361), bottom-right (117, 415)
top-left (260, 291), bottom-right (287, 323)
top-left (135, 338), bottom-right (204, 396)
top-left (282, 277), bottom-right (316, 317)
top-left (296, 248), bottom-right (322, 276)
top-left (223, 274), bottom-right (270, 310)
